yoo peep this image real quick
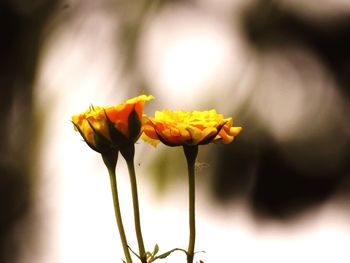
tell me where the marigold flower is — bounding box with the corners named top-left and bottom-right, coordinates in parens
top-left (142, 109), bottom-right (242, 147)
top-left (72, 95), bottom-right (154, 152)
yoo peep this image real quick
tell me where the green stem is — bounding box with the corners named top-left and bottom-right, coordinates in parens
top-left (183, 145), bottom-right (198, 263)
top-left (107, 167), bottom-right (133, 263)
top-left (121, 145), bottom-right (147, 263)
top-left (102, 152), bottom-right (132, 263)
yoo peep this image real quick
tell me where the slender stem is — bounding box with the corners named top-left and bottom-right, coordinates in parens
top-left (121, 145), bottom-right (147, 263)
top-left (183, 145), bottom-right (198, 263)
top-left (107, 167), bottom-right (133, 263)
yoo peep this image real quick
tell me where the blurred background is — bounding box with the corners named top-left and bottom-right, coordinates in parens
top-left (1, 0), bottom-right (349, 262)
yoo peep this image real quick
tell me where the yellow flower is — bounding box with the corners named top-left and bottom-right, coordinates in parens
top-left (72, 95), bottom-right (154, 152)
top-left (142, 109), bottom-right (242, 147)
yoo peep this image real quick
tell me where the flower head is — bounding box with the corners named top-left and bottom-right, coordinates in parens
top-left (72, 105), bottom-right (112, 153)
top-left (142, 109), bottom-right (242, 147)
top-left (72, 95), bottom-right (154, 152)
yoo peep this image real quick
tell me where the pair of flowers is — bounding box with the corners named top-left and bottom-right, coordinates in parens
top-left (72, 95), bottom-right (241, 151)
top-left (72, 95), bottom-right (241, 263)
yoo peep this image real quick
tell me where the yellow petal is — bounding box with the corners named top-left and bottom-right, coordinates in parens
top-left (230, 127), bottom-right (242, 136)
top-left (140, 108), bottom-right (241, 147)
top-left (141, 132), bottom-right (159, 147)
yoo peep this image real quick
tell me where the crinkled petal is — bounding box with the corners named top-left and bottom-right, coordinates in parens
top-left (140, 108), bottom-right (241, 147)
top-left (186, 126), bottom-right (217, 145)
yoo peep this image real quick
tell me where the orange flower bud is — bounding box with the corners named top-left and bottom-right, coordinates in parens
top-left (72, 95), bottom-right (154, 152)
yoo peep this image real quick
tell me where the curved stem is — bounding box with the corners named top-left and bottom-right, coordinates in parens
top-left (121, 145), bottom-right (147, 263)
top-left (107, 167), bottom-right (133, 263)
top-left (183, 145), bottom-right (198, 263)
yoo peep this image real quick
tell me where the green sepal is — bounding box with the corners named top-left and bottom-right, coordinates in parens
top-left (87, 120), bottom-right (114, 154)
top-left (128, 107), bottom-right (141, 142)
top-left (101, 151), bottom-right (118, 171)
top-left (72, 121), bottom-right (100, 152)
top-left (104, 110), bottom-right (128, 148)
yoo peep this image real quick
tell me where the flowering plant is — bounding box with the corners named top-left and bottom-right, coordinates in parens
top-left (72, 95), bottom-right (154, 263)
top-left (72, 96), bottom-right (241, 263)
top-left (142, 109), bottom-right (241, 263)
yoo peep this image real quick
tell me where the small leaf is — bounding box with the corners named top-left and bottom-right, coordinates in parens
top-left (153, 244), bottom-right (159, 256)
top-left (157, 251), bottom-right (172, 259)
top-left (104, 110), bottom-right (128, 147)
top-left (88, 120), bottom-right (114, 153)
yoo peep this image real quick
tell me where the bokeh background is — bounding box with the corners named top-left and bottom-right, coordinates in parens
top-left (1, 0), bottom-right (350, 262)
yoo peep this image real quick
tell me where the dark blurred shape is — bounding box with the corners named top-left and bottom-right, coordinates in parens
top-left (0, 1), bottom-right (58, 262)
top-left (209, 0), bottom-right (350, 220)
top-left (212, 139), bottom-right (258, 201)
top-left (243, 0), bottom-right (350, 98)
top-left (212, 131), bottom-right (349, 220)
top-left (251, 144), bottom-right (347, 220)
top-left (0, 166), bottom-right (30, 262)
